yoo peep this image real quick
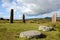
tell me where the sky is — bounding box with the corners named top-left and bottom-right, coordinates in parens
top-left (0, 0), bottom-right (60, 19)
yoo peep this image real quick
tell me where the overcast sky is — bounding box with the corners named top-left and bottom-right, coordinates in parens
top-left (0, 0), bottom-right (60, 19)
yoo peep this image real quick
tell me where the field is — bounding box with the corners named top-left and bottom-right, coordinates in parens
top-left (0, 19), bottom-right (60, 40)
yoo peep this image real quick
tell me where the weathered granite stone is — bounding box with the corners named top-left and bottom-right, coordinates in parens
top-left (52, 13), bottom-right (57, 24)
top-left (39, 26), bottom-right (53, 31)
top-left (20, 30), bottom-right (41, 38)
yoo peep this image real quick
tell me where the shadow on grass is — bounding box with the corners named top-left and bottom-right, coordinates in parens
top-left (34, 34), bottom-right (46, 39)
top-left (27, 34), bottom-right (47, 40)
top-left (37, 34), bottom-right (46, 38)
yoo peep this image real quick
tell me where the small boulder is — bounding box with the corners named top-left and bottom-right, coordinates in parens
top-left (39, 26), bottom-right (53, 31)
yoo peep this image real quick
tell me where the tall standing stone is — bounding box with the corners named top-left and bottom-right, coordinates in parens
top-left (23, 14), bottom-right (25, 23)
top-left (52, 13), bottom-right (57, 24)
top-left (10, 9), bottom-right (14, 23)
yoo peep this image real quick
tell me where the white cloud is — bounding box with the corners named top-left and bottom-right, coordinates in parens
top-left (0, 12), bottom-right (5, 18)
top-left (1, 0), bottom-right (60, 16)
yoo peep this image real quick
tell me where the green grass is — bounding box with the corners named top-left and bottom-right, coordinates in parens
top-left (0, 20), bottom-right (60, 40)
top-left (0, 23), bottom-right (39, 40)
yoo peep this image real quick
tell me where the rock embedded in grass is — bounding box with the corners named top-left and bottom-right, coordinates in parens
top-left (39, 26), bottom-right (53, 31)
top-left (20, 30), bottom-right (41, 38)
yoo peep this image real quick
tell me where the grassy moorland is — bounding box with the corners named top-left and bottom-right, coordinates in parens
top-left (0, 18), bottom-right (60, 40)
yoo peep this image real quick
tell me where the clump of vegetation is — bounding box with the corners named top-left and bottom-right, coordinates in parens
top-left (0, 18), bottom-right (4, 20)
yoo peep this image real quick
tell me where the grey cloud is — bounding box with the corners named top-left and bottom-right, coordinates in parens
top-left (21, 0), bottom-right (60, 15)
top-left (1, 0), bottom-right (60, 16)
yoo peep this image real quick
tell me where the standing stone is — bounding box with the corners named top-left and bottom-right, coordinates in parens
top-left (10, 9), bottom-right (14, 23)
top-left (52, 13), bottom-right (57, 24)
top-left (23, 14), bottom-right (25, 23)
